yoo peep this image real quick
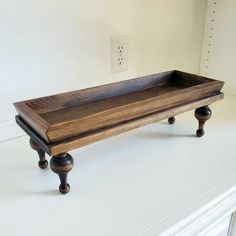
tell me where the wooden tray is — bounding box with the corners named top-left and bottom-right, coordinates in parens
top-left (14, 70), bottom-right (224, 144)
top-left (14, 70), bottom-right (224, 194)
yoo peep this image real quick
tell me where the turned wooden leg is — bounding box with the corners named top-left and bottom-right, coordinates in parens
top-left (194, 106), bottom-right (212, 137)
top-left (29, 138), bottom-right (48, 169)
top-left (50, 153), bottom-right (74, 194)
top-left (168, 117), bottom-right (175, 124)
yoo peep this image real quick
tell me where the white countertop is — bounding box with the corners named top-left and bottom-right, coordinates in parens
top-left (0, 94), bottom-right (235, 236)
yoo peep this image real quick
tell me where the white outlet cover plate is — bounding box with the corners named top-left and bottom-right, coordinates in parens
top-left (111, 35), bottom-right (128, 73)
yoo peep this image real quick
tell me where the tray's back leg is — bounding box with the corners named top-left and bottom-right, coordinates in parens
top-left (168, 117), bottom-right (175, 124)
top-left (194, 106), bottom-right (212, 137)
top-left (29, 138), bottom-right (48, 169)
top-left (50, 153), bottom-right (74, 194)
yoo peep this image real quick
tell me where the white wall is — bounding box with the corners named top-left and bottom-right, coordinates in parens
top-left (200, 0), bottom-right (236, 95)
top-left (0, 0), bottom-right (207, 140)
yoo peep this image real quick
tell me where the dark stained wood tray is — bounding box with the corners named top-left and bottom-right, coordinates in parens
top-left (14, 70), bottom-right (224, 145)
top-left (14, 70), bottom-right (224, 194)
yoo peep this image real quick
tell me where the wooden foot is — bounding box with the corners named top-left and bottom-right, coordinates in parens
top-left (168, 117), bottom-right (175, 124)
top-left (29, 138), bottom-right (48, 169)
top-left (194, 106), bottom-right (212, 137)
top-left (50, 153), bottom-right (74, 194)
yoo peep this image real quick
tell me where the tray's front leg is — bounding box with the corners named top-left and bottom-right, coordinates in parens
top-left (194, 106), bottom-right (212, 137)
top-left (50, 153), bottom-right (74, 194)
top-left (29, 138), bottom-right (48, 169)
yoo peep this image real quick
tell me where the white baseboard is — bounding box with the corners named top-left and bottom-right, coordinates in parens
top-left (0, 119), bottom-right (25, 142)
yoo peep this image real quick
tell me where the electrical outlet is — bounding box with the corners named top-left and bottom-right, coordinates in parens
top-left (111, 35), bottom-right (128, 73)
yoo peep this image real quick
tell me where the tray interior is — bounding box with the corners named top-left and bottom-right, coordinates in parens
top-left (26, 71), bottom-right (212, 126)
top-left (39, 85), bottom-right (181, 124)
